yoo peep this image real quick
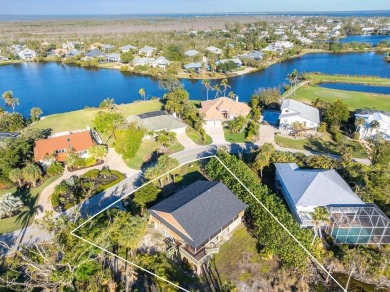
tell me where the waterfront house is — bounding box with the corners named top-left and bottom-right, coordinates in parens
top-left (66, 50), bottom-right (82, 57)
top-left (18, 48), bottom-right (37, 60)
top-left (0, 56), bottom-right (9, 61)
top-left (84, 49), bottom-right (105, 60)
top-left (62, 41), bottom-right (75, 50)
top-left (183, 62), bottom-right (203, 73)
top-left (34, 130), bottom-right (95, 165)
top-left (151, 56), bottom-right (170, 69)
top-left (354, 109), bottom-right (390, 141)
top-left (205, 46), bottom-right (222, 55)
top-left (279, 99), bottom-right (320, 132)
top-left (185, 49), bottom-right (201, 58)
top-left (216, 58), bottom-right (242, 69)
top-left (133, 57), bottom-right (154, 66)
top-left (148, 180), bottom-right (247, 274)
top-left (239, 50), bottom-right (264, 60)
top-left (138, 46), bottom-right (156, 57)
top-left (101, 44), bottom-right (115, 52)
top-left (127, 111), bottom-right (187, 134)
top-left (119, 44), bottom-right (137, 53)
top-left (106, 53), bottom-right (122, 63)
top-left (199, 97), bottom-right (250, 126)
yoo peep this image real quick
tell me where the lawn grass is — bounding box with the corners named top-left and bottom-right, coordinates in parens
top-left (185, 127), bottom-right (212, 145)
top-left (223, 127), bottom-right (247, 143)
top-left (126, 138), bottom-right (184, 170)
top-left (307, 73), bottom-right (390, 85)
top-left (31, 99), bottom-right (163, 134)
top-left (0, 175), bottom-right (60, 234)
top-left (294, 84), bottom-right (390, 112)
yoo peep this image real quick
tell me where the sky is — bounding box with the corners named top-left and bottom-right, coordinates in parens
top-left (0, 0), bottom-right (389, 15)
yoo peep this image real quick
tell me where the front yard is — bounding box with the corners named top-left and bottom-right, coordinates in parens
top-left (186, 127), bottom-right (212, 145)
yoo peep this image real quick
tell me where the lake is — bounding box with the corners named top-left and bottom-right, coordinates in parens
top-left (319, 82), bottom-right (390, 95)
top-left (0, 52), bottom-right (389, 116)
top-left (339, 35), bottom-right (390, 46)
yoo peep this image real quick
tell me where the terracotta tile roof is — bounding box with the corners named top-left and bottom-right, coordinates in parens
top-left (34, 131), bottom-right (95, 162)
top-left (199, 97), bottom-right (250, 120)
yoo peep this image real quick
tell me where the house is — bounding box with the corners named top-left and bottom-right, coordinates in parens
top-left (127, 111), bottom-right (187, 134)
top-left (183, 62), bottom-right (203, 72)
top-left (62, 41), bottom-right (75, 50)
top-left (355, 109), bottom-right (390, 140)
top-left (205, 46), bottom-right (222, 55)
top-left (11, 44), bottom-right (25, 53)
top-left (199, 97), bottom-right (250, 126)
top-left (216, 58), bottom-right (242, 68)
top-left (33, 130), bottom-right (95, 165)
top-left (133, 57), bottom-right (154, 66)
top-left (84, 49), bottom-right (105, 59)
top-left (47, 49), bottom-right (66, 58)
top-left (239, 50), bottom-right (264, 60)
top-left (66, 50), bottom-right (82, 57)
top-left (184, 49), bottom-right (201, 58)
top-left (279, 99), bottom-right (320, 132)
top-left (274, 163), bottom-right (365, 227)
top-left (106, 53), bottom-right (122, 63)
top-left (18, 48), bottom-right (36, 60)
top-left (101, 44), bottom-right (115, 52)
top-left (0, 56), bottom-right (9, 61)
top-left (148, 180), bottom-right (247, 274)
top-left (274, 41), bottom-right (294, 49)
top-left (297, 37), bottom-right (314, 45)
top-left (138, 46), bottom-right (156, 57)
top-left (119, 44), bottom-right (137, 53)
top-left (151, 56), bottom-right (170, 69)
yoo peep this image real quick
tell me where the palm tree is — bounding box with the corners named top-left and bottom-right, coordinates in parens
top-left (221, 78), bottom-right (231, 96)
top-left (30, 107), bottom-right (43, 121)
top-left (287, 69), bottom-right (298, 97)
top-left (2, 90), bottom-right (19, 112)
top-left (369, 120), bottom-right (380, 139)
top-left (138, 88), bottom-right (146, 101)
top-left (22, 163), bottom-right (42, 187)
top-left (202, 79), bottom-right (211, 100)
top-left (228, 91), bottom-right (236, 100)
top-left (310, 206), bottom-right (330, 245)
top-left (214, 84), bottom-right (222, 98)
top-left (9, 169), bottom-right (24, 187)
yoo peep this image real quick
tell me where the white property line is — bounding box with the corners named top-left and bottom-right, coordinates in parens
top-left (71, 155), bottom-right (346, 292)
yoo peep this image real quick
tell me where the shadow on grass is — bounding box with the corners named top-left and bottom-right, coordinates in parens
top-left (304, 138), bottom-right (339, 155)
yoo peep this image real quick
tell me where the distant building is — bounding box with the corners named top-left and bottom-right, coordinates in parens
top-left (183, 62), bottom-right (203, 72)
top-left (148, 180), bottom-right (247, 274)
top-left (199, 97), bottom-right (250, 126)
top-left (184, 49), bottom-right (201, 57)
top-left (138, 46), bottom-right (157, 57)
top-left (18, 48), bottom-right (36, 60)
top-left (151, 56), bottom-right (170, 69)
top-left (84, 49), bottom-right (105, 59)
top-left (66, 50), bottom-right (82, 57)
top-left (119, 44), bottom-right (137, 53)
top-left (133, 57), bottom-right (154, 66)
top-left (106, 53), bottom-right (122, 63)
top-left (355, 109), bottom-right (390, 140)
top-left (101, 44), bottom-right (115, 52)
top-left (127, 111), bottom-right (187, 134)
top-left (279, 99), bottom-right (320, 132)
top-left (34, 130), bottom-right (95, 165)
top-left (239, 50), bottom-right (264, 60)
top-left (205, 46), bottom-right (222, 55)
top-left (216, 58), bottom-right (242, 68)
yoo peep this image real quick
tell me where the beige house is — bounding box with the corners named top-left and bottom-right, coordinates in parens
top-left (199, 97), bottom-right (250, 126)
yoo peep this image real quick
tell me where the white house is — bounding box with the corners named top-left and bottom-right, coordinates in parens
top-left (185, 49), bottom-right (201, 57)
top-left (151, 56), bottom-right (170, 69)
top-left (106, 53), bottom-right (121, 63)
top-left (138, 46), bottom-right (156, 57)
top-left (275, 163), bottom-right (365, 227)
top-left (279, 99), bottom-right (320, 132)
top-left (119, 44), bottom-right (137, 53)
top-left (355, 109), bottom-right (390, 140)
top-left (205, 46), bottom-right (222, 55)
top-left (18, 48), bottom-right (37, 60)
top-left (133, 57), bottom-right (154, 66)
top-left (62, 41), bottom-right (75, 50)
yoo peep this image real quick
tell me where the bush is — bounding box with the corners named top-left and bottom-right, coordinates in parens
top-left (353, 132), bottom-right (360, 140)
top-left (82, 169), bottom-right (100, 180)
top-left (51, 192), bottom-right (60, 208)
top-left (47, 161), bottom-right (64, 176)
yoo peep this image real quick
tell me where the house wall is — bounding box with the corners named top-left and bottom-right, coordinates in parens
top-left (279, 114), bottom-right (318, 131)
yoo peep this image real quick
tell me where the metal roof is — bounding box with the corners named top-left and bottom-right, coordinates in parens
top-left (281, 99), bottom-right (320, 124)
top-left (148, 180), bottom-right (247, 249)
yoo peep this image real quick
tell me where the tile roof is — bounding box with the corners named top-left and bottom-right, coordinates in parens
top-left (148, 180), bottom-right (247, 249)
top-left (275, 163), bottom-right (365, 207)
top-left (200, 97), bottom-right (250, 121)
top-left (34, 131), bottom-right (95, 162)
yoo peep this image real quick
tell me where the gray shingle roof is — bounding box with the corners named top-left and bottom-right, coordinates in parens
top-left (280, 99), bottom-right (320, 124)
top-left (127, 111), bottom-right (187, 132)
top-left (148, 180), bottom-right (247, 249)
top-left (275, 163), bottom-right (364, 207)
top-left (183, 62), bottom-right (202, 70)
top-left (185, 49), bottom-right (201, 57)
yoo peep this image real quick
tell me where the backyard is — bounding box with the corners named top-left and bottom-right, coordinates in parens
top-left (0, 175), bottom-right (61, 234)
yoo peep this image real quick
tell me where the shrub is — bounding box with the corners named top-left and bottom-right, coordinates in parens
top-left (51, 192), bottom-right (61, 208)
top-left (47, 161), bottom-right (64, 176)
top-left (353, 132), bottom-right (360, 140)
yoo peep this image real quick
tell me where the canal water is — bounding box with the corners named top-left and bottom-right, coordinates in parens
top-left (0, 52), bottom-right (389, 116)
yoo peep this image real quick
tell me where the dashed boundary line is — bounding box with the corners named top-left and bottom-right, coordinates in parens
top-left (71, 155), bottom-right (346, 292)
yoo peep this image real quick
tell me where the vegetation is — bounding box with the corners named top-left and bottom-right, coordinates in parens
top-left (113, 125), bottom-right (144, 160)
top-left (144, 155), bottom-right (180, 187)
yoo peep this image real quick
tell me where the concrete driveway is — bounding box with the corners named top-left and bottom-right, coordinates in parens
top-left (176, 133), bottom-right (199, 149)
top-left (204, 123), bottom-right (227, 144)
top-left (256, 125), bottom-right (277, 146)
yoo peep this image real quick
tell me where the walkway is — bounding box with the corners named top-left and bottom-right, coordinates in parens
top-left (256, 125), bottom-right (277, 146)
top-left (176, 132), bottom-right (199, 149)
top-left (204, 123), bottom-right (227, 144)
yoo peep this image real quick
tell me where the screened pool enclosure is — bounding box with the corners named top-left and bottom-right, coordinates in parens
top-left (327, 204), bottom-right (390, 245)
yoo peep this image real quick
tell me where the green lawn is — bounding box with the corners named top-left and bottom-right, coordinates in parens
top-left (0, 175), bottom-right (60, 234)
top-left (223, 127), bottom-right (247, 143)
top-left (31, 100), bottom-right (163, 134)
top-left (307, 73), bottom-right (390, 85)
top-left (126, 139), bottom-right (184, 169)
top-left (275, 133), bottom-right (368, 158)
top-left (294, 84), bottom-right (390, 112)
top-left (186, 127), bottom-right (212, 145)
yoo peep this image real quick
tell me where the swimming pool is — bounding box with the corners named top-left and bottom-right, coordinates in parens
top-left (262, 110), bottom-right (280, 125)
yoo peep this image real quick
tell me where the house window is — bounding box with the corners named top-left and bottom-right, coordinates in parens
top-left (285, 110), bottom-right (289, 113)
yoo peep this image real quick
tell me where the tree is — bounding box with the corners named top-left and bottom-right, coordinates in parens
top-left (310, 207), bottom-right (330, 245)
top-left (155, 130), bottom-right (176, 149)
top-left (139, 88), bottom-right (146, 101)
top-left (22, 163), bottom-right (42, 187)
top-left (2, 90), bottom-right (19, 112)
top-left (325, 98), bottom-right (350, 127)
top-left (8, 168), bottom-right (24, 187)
top-left (202, 79), bottom-right (211, 100)
top-left (120, 52), bottom-right (134, 63)
top-left (252, 143), bottom-right (275, 177)
top-left (0, 193), bottom-right (23, 218)
top-left (30, 107), bottom-right (43, 122)
top-left (88, 145), bottom-right (108, 161)
top-left (228, 91), bottom-right (236, 100)
top-left (94, 111), bottom-right (125, 142)
top-left (133, 183), bottom-right (161, 215)
top-left (46, 161), bottom-right (64, 176)
top-left (113, 125), bottom-right (144, 160)
top-left (250, 87), bottom-right (281, 110)
top-left (287, 69), bottom-right (298, 96)
top-left (214, 84), bottom-right (222, 98)
top-left (144, 155), bottom-right (179, 187)
top-left (221, 78), bottom-right (231, 97)
top-left (99, 98), bottom-right (116, 111)
top-left (354, 117), bottom-right (365, 129)
top-left (369, 120), bottom-right (380, 139)
top-left (163, 88), bottom-right (190, 119)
